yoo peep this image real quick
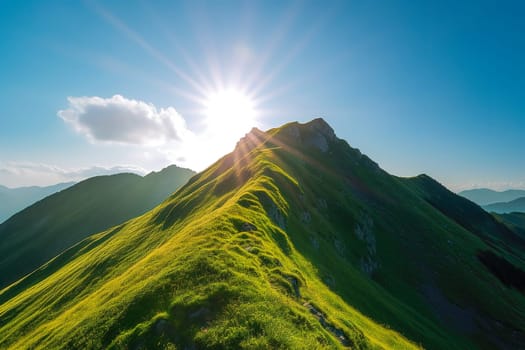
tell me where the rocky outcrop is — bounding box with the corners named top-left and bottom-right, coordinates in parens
top-left (355, 214), bottom-right (379, 276)
top-left (304, 118), bottom-right (336, 152)
top-left (303, 303), bottom-right (352, 347)
top-left (277, 118), bottom-right (337, 153)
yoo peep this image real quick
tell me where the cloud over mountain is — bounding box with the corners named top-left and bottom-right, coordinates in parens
top-left (58, 95), bottom-right (192, 145)
top-left (0, 162), bottom-right (147, 187)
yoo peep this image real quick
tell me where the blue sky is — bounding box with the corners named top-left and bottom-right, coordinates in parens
top-left (1, 0), bottom-right (524, 190)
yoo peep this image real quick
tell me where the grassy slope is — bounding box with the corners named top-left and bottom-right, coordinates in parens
top-left (1, 119), bottom-right (523, 349)
top-left (0, 165), bottom-right (195, 289)
top-left (494, 212), bottom-right (525, 240)
top-left (264, 123), bottom-right (524, 349)
top-left (0, 130), bottom-right (417, 349)
top-left (405, 175), bottom-right (525, 264)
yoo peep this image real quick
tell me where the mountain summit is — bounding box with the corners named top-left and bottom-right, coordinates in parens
top-left (0, 119), bottom-right (523, 349)
top-left (278, 118), bottom-right (337, 152)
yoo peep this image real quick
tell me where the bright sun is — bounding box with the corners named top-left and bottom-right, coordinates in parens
top-left (204, 89), bottom-right (257, 136)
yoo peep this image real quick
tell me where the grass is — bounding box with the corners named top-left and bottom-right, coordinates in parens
top-left (494, 212), bottom-right (525, 240)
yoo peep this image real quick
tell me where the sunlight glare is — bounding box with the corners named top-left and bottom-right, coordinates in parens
top-left (204, 89), bottom-right (257, 137)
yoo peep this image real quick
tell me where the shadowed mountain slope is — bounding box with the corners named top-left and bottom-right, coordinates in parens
top-left (0, 119), bottom-right (523, 349)
top-left (0, 165), bottom-right (195, 288)
top-left (404, 174), bottom-right (525, 257)
top-left (494, 212), bottom-right (525, 240)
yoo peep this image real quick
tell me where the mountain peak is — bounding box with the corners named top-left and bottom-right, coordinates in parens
top-left (234, 126), bottom-right (267, 155)
top-left (304, 117), bottom-right (336, 140)
top-left (276, 118), bottom-right (337, 153)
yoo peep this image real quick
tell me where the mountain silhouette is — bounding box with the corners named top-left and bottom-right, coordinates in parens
top-left (0, 165), bottom-right (195, 289)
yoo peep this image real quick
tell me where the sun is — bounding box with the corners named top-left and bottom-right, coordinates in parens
top-left (188, 88), bottom-right (260, 169)
top-left (204, 89), bottom-right (257, 137)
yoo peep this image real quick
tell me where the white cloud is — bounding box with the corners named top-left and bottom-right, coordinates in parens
top-left (0, 162), bottom-right (147, 188)
top-left (58, 95), bottom-right (193, 145)
top-left (450, 180), bottom-right (525, 192)
top-left (52, 93), bottom-right (261, 180)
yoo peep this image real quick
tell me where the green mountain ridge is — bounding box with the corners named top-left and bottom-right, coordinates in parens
top-left (0, 119), bottom-right (523, 349)
top-left (0, 165), bottom-right (195, 289)
top-left (0, 182), bottom-right (75, 224)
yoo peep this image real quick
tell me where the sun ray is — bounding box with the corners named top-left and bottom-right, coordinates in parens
top-left (250, 8), bottom-right (331, 99)
top-left (90, 2), bottom-right (207, 94)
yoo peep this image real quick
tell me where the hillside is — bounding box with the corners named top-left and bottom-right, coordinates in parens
top-left (0, 182), bottom-right (74, 223)
top-left (0, 165), bottom-right (195, 289)
top-left (494, 212), bottom-right (525, 240)
top-left (0, 119), bottom-right (523, 349)
top-left (404, 175), bottom-right (525, 259)
top-left (459, 188), bottom-right (525, 206)
top-left (484, 197), bottom-right (525, 214)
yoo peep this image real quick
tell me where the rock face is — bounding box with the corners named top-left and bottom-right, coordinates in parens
top-left (304, 118), bottom-right (336, 152)
top-left (281, 123), bottom-right (301, 141)
top-left (278, 118), bottom-right (337, 153)
top-left (234, 127), bottom-right (267, 154)
top-left (303, 303), bottom-right (353, 347)
top-left (266, 200), bottom-right (286, 230)
top-left (355, 214), bottom-right (379, 276)
top-left (241, 222), bottom-right (257, 232)
top-left (307, 118), bottom-right (337, 141)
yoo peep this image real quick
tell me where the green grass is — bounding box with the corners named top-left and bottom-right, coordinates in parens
top-left (1, 119), bottom-right (523, 349)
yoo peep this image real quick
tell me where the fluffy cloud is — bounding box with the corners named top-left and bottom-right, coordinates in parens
top-left (58, 95), bottom-right (192, 145)
top-left (0, 162), bottom-right (147, 188)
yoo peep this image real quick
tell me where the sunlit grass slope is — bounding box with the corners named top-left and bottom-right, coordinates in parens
top-left (0, 165), bottom-right (195, 289)
top-left (0, 122), bottom-right (418, 350)
top-left (1, 119), bottom-right (523, 349)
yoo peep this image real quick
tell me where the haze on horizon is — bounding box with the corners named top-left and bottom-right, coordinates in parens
top-left (1, 0), bottom-right (524, 191)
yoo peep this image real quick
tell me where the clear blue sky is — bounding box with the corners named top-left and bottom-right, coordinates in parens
top-left (1, 0), bottom-right (524, 190)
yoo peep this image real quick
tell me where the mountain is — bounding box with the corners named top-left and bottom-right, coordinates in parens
top-left (459, 188), bottom-right (525, 206)
top-left (0, 182), bottom-right (74, 223)
top-left (494, 212), bottom-right (525, 239)
top-left (484, 197), bottom-right (525, 214)
top-left (1, 119), bottom-right (523, 349)
top-left (0, 165), bottom-right (195, 289)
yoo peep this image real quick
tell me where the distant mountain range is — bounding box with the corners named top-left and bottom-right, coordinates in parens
top-left (484, 197), bottom-right (525, 214)
top-left (0, 182), bottom-right (74, 223)
top-left (459, 188), bottom-right (525, 206)
top-left (0, 165), bottom-right (195, 289)
top-left (458, 188), bottom-right (525, 213)
top-left (0, 119), bottom-right (523, 349)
